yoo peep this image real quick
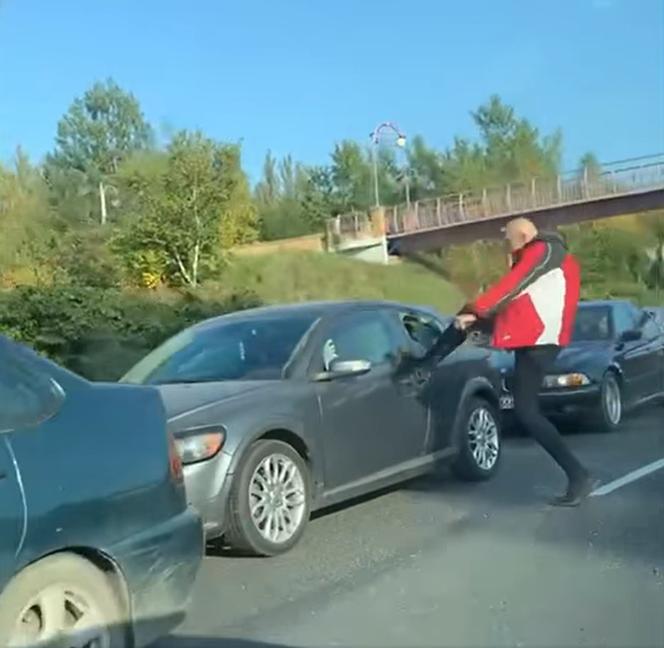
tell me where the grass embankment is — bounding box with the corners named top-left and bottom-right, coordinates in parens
top-left (214, 251), bottom-right (463, 312)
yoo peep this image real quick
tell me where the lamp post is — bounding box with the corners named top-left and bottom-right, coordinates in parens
top-left (370, 122), bottom-right (407, 207)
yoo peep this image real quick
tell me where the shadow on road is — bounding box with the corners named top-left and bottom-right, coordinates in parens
top-left (405, 432), bottom-right (664, 569)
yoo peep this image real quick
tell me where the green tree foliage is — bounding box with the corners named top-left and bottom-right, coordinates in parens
top-left (255, 153), bottom-right (336, 241)
top-left (0, 150), bottom-right (62, 283)
top-left (434, 96), bottom-right (563, 293)
top-left (47, 79), bottom-right (153, 225)
top-left (114, 131), bottom-right (257, 287)
top-left (0, 285), bottom-right (260, 380)
top-left (406, 135), bottom-right (448, 200)
top-left (446, 95), bottom-right (562, 191)
top-left (634, 211), bottom-right (664, 292)
top-left (330, 140), bottom-right (401, 211)
top-left (579, 152), bottom-right (602, 180)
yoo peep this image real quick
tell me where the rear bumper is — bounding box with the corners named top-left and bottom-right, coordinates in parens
top-left (109, 508), bottom-right (203, 648)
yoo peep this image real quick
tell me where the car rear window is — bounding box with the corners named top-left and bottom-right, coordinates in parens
top-left (0, 338), bottom-right (65, 431)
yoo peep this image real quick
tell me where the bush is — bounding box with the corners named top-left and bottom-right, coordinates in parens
top-left (0, 285), bottom-right (260, 381)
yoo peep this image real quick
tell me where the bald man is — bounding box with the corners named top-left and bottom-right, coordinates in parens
top-left (456, 218), bottom-right (598, 506)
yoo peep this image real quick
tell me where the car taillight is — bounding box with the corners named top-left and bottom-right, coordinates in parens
top-left (168, 432), bottom-right (184, 483)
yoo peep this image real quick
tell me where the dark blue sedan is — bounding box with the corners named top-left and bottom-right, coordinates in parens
top-left (498, 300), bottom-right (664, 431)
top-left (0, 336), bottom-right (203, 647)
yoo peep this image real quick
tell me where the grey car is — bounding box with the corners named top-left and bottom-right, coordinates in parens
top-left (122, 301), bottom-right (503, 556)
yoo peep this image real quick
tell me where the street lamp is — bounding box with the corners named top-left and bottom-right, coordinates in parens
top-left (370, 122), bottom-right (407, 207)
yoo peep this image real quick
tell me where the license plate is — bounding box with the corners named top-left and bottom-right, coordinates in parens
top-left (499, 395), bottom-right (514, 410)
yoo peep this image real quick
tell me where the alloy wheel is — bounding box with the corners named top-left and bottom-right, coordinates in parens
top-left (604, 376), bottom-right (622, 425)
top-left (249, 453), bottom-right (307, 544)
top-left (467, 407), bottom-right (500, 471)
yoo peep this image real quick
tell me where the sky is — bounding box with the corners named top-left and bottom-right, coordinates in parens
top-left (1, 0), bottom-right (663, 182)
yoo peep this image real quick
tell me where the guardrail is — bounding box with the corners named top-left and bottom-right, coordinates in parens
top-left (327, 153), bottom-right (664, 247)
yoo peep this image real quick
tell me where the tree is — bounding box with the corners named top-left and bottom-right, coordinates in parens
top-left (0, 149), bottom-right (62, 284)
top-left (114, 131), bottom-right (257, 287)
top-left (464, 95), bottom-right (562, 187)
top-left (579, 152), bottom-right (602, 180)
top-left (254, 152), bottom-right (337, 241)
top-left (48, 79), bottom-right (153, 225)
top-left (635, 211), bottom-right (664, 293)
top-left (406, 135), bottom-right (449, 201)
top-left (330, 140), bottom-right (399, 212)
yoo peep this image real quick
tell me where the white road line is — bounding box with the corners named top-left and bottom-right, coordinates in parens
top-left (591, 457), bottom-right (664, 496)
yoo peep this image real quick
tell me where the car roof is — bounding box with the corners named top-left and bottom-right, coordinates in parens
top-left (192, 299), bottom-right (415, 331)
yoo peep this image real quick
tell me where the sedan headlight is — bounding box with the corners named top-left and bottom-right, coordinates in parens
top-left (542, 373), bottom-right (590, 389)
top-left (175, 427), bottom-right (225, 466)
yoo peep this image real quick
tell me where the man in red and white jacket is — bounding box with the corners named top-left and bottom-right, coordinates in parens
top-left (456, 218), bottom-right (598, 506)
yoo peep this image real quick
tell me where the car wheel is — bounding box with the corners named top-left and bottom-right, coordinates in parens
top-left (452, 396), bottom-right (502, 481)
top-left (0, 553), bottom-right (128, 648)
top-left (588, 371), bottom-right (623, 432)
top-left (226, 439), bottom-right (311, 556)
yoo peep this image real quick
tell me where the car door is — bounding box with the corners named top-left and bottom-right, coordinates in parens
top-left (612, 303), bottom-right (656, 403)
top-left (313, 309), bottom-right (429, 491)
top-left (395, 309), bottom-right (460, 452)
top-left (635, 309), bottom-right (664, 397)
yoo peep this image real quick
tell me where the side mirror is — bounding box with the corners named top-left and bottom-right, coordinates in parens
top-left (313, 359), bottom-right (372, 382)
top-left (619, 329), bottom-right (642, 343)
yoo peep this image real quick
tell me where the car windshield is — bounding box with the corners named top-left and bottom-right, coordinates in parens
top-left (573, 306), bottom-right (612, 342)
top-left (121, 314), bottom-right (318, 384)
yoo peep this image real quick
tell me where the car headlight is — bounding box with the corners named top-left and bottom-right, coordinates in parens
top-left (175, 427), bottom-right (225, 465)
top-left (542, 373), bottom-right (590, 389)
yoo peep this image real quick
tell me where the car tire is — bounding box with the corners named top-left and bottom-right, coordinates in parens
top-left (0, 553), bottom-right (128, 648)
top-left (587, 371), bottom-right (623, 432)
top-left (225, 439), bottom-right (312, 557)
top-left (452, 396), bottom-right (502, 481)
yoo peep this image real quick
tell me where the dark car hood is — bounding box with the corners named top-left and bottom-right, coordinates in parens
top-left (157, 381), bottom-right (279, 420)
top-left (553, 340), bottom-right (612, 372)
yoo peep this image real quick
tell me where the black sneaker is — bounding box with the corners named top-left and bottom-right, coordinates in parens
top-left (549, 476), bottom-right (601, 507)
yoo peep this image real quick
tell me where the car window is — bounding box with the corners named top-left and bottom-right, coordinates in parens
top-left (653, 310), bottom-right (664, 334)
top-left (0, 343), bottom-right (64, 432)
top-left (321, 311), bottom-right (399, 371)
top-left (612, 304), bottom-right (638, 337)
top-left (573, 306), bottom-right (612, 341)
top-left (400, 312), bottom-right (443, 354)
top-left (639, 311), bottom-right (661, 340)
top-left (123, 314), bottom-right (318, 384)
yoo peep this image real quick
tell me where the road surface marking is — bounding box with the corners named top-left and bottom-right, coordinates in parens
top-left (591, 457), bottom-right (664, 496)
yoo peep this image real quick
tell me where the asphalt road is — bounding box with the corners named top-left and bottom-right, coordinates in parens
top-left (159, 408), bottom-right (664, 648)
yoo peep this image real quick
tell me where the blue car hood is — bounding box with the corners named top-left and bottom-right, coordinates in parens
top-left (552, 340), bottom-right (611, 373)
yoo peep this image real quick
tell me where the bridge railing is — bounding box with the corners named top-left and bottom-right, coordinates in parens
top-left (329, 153), bottom-right (664, 245)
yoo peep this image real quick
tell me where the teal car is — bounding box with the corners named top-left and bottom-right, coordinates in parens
top-left (0, 336), bottom-right (203, 647)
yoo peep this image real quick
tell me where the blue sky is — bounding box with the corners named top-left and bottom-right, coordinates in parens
top-left (1, 0), bottom-right (662, 181)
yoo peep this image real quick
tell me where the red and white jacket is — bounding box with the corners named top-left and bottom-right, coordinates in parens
top-left (466, 232), bottom-right (581, 350)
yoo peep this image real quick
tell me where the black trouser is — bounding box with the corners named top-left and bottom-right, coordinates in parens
top-left (513, 346), bottom-right (587, 483)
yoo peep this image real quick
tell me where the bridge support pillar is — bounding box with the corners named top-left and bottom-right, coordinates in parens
top-left (369, 206), bottom-right (389, 264)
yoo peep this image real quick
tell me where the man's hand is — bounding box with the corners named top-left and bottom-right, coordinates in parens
top-left (455, 313), bottom-right (477, 330)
